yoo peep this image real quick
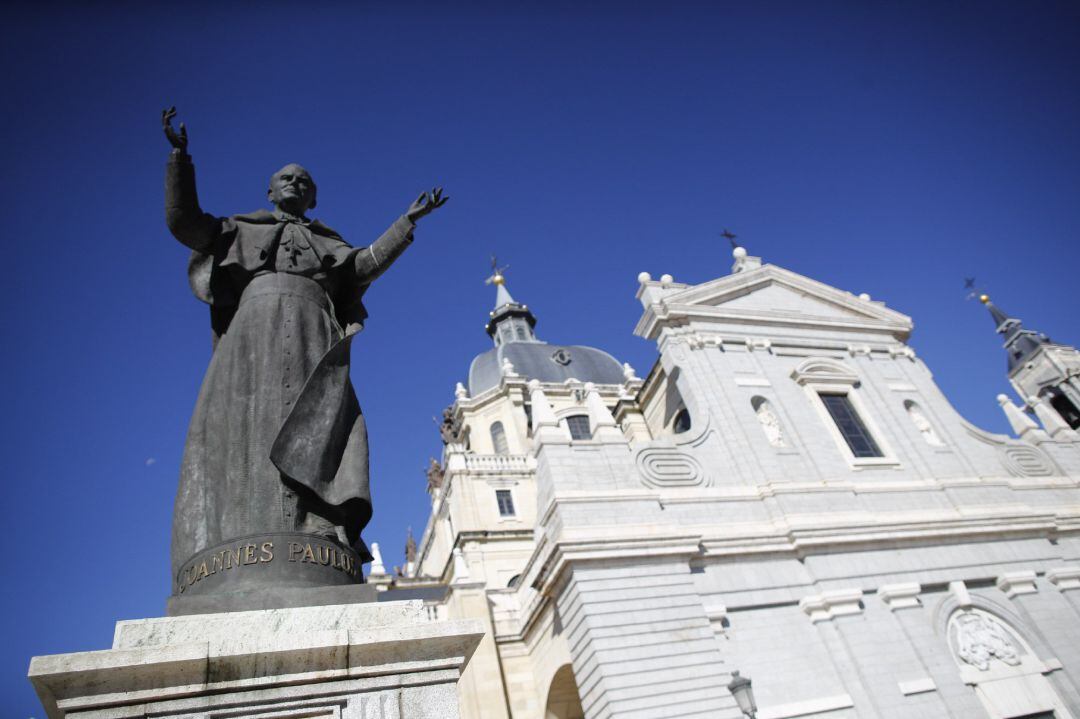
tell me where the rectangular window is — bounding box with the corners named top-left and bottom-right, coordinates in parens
top-left (820, 393), bottom-right (883, 458)
top-left (496, 489), bottom-right (516, 517)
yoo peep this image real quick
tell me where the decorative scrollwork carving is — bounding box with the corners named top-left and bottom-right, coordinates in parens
top-left (636, 447), bottom-right (708, 488)
top-left (999, 445), bottom-right (1056, 477)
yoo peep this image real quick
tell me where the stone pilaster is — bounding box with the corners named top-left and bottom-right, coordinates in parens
top-left (555, 557), bottom-right (741, 719)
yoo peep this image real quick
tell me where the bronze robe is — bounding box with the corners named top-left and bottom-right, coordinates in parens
top-left (165, 155), bottom-right (413, 589)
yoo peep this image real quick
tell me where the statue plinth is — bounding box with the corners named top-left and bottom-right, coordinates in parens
top-left (29, 601), bottom-right (483, 719)
top-left (169, 532), bottom-right (376, 616)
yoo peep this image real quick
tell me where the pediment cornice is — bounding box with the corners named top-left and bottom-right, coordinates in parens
top-left (634, 264), bottom-right (913, 341)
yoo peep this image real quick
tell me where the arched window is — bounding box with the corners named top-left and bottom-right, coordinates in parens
top-left (565, 414), bottom-right (591, 440)
top-left (490, 421), bottom-right (509, 455)
top-left (1045, 388), bottom-right (1080, 429)
top-left (672, 407), bottom-right (692, 434)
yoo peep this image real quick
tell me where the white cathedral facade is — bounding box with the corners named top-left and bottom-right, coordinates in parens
top-left (369, 247), bottom-right (1080, 719)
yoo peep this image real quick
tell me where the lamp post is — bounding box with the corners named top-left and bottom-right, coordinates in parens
top-left (727, 670), bottom-right (757, 719)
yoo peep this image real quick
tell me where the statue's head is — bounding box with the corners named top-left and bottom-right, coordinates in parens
top-left (268, 163), bottom-right (317, 215)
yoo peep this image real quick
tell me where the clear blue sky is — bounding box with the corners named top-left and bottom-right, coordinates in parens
top-left (3, 1), bottom-right (1078, 712)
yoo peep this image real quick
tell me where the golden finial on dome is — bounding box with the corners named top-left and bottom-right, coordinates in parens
top-left (485, 254), bottom-right (510, 287)
top-left (979, 294), bottom-right (990, 304)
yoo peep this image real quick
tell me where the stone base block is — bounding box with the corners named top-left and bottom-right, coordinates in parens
top-left (28, 600), bottom-right (484, 719)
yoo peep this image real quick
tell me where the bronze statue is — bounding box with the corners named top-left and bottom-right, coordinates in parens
top-left (162, 108), bottom-right (446, 599)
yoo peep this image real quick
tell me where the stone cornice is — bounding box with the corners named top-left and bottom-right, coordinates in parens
top-left (699, 511), bottom-right (1064, 558)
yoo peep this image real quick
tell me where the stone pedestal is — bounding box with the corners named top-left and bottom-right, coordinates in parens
top-left (28, 600), bottom-right (484, 719)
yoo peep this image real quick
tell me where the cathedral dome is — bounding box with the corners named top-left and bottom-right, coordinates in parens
top-left (468, 342), bottom-right (625, 396)
top-left (467, 269), bottom-right (626, 396)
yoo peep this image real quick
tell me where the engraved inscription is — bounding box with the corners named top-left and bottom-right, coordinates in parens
top-left (177, 541), bottom-right (275, 594)
top-left (176, 534), bottom-right (360, 595)
top-left (288, 541), bottom-right (359, 575)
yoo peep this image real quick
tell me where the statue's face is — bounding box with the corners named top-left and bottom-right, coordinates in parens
top-left (268, 164), bottom-right (316, 214)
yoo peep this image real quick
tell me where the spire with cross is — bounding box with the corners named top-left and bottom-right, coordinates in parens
top-left (485, 255), bottom-right (516, 308)
top-left (483, 254), bottom-right (538, 345)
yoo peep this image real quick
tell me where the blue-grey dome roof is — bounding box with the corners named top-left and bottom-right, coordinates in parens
top-left (469, 342), bottom-right (625, 396)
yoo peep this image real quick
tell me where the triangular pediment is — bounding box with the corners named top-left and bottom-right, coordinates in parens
top-left (635, 264), bottom-right (912, 340)
top-left (670, 264), bottom-right (909, 323)
top-left (709, 282), bottom-right (876, 320)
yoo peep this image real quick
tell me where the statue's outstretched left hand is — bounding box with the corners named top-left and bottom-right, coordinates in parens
top-left (406, 187), bottom-right (448, 223)
top-left (162, 106), bottom-right (189, 154)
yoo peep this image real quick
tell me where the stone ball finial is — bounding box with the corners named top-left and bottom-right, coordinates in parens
top-left (660, 273), bottom-right (674, 284)
top-left (996, 393), bottom-right (1010, 405)
top-left (732, 246), bottom-right (747, 260)
top-left (637, 271), bottom-right (652, 283)
top-left (858, 292), bottom-right (871, 301)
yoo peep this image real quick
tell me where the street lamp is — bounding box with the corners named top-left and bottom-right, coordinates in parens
top-left (727, 670), bottom-right (757, 719)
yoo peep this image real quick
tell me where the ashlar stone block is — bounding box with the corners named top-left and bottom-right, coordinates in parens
top-left (28, 600), bottom-right (483, 719)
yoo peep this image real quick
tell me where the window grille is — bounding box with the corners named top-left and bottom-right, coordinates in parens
top-left (566, 414), bottom-right (591, 440)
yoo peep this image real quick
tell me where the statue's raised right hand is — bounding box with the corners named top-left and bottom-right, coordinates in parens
top-left (162, 106), bottom-right (188, 153)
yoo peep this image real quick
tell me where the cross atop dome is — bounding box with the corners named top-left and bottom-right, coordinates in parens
top-left (485, 255), bottom-right (517, 310)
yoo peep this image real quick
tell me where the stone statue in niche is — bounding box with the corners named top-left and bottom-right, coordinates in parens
top-left (954, 611), bottom-right (1021, 671)
top-left (754, 398), bottom-right (786, 448)
top-left (906, 401), bottom-right (944, 446)
top-left (161, 108), bottom-right (447, 600)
